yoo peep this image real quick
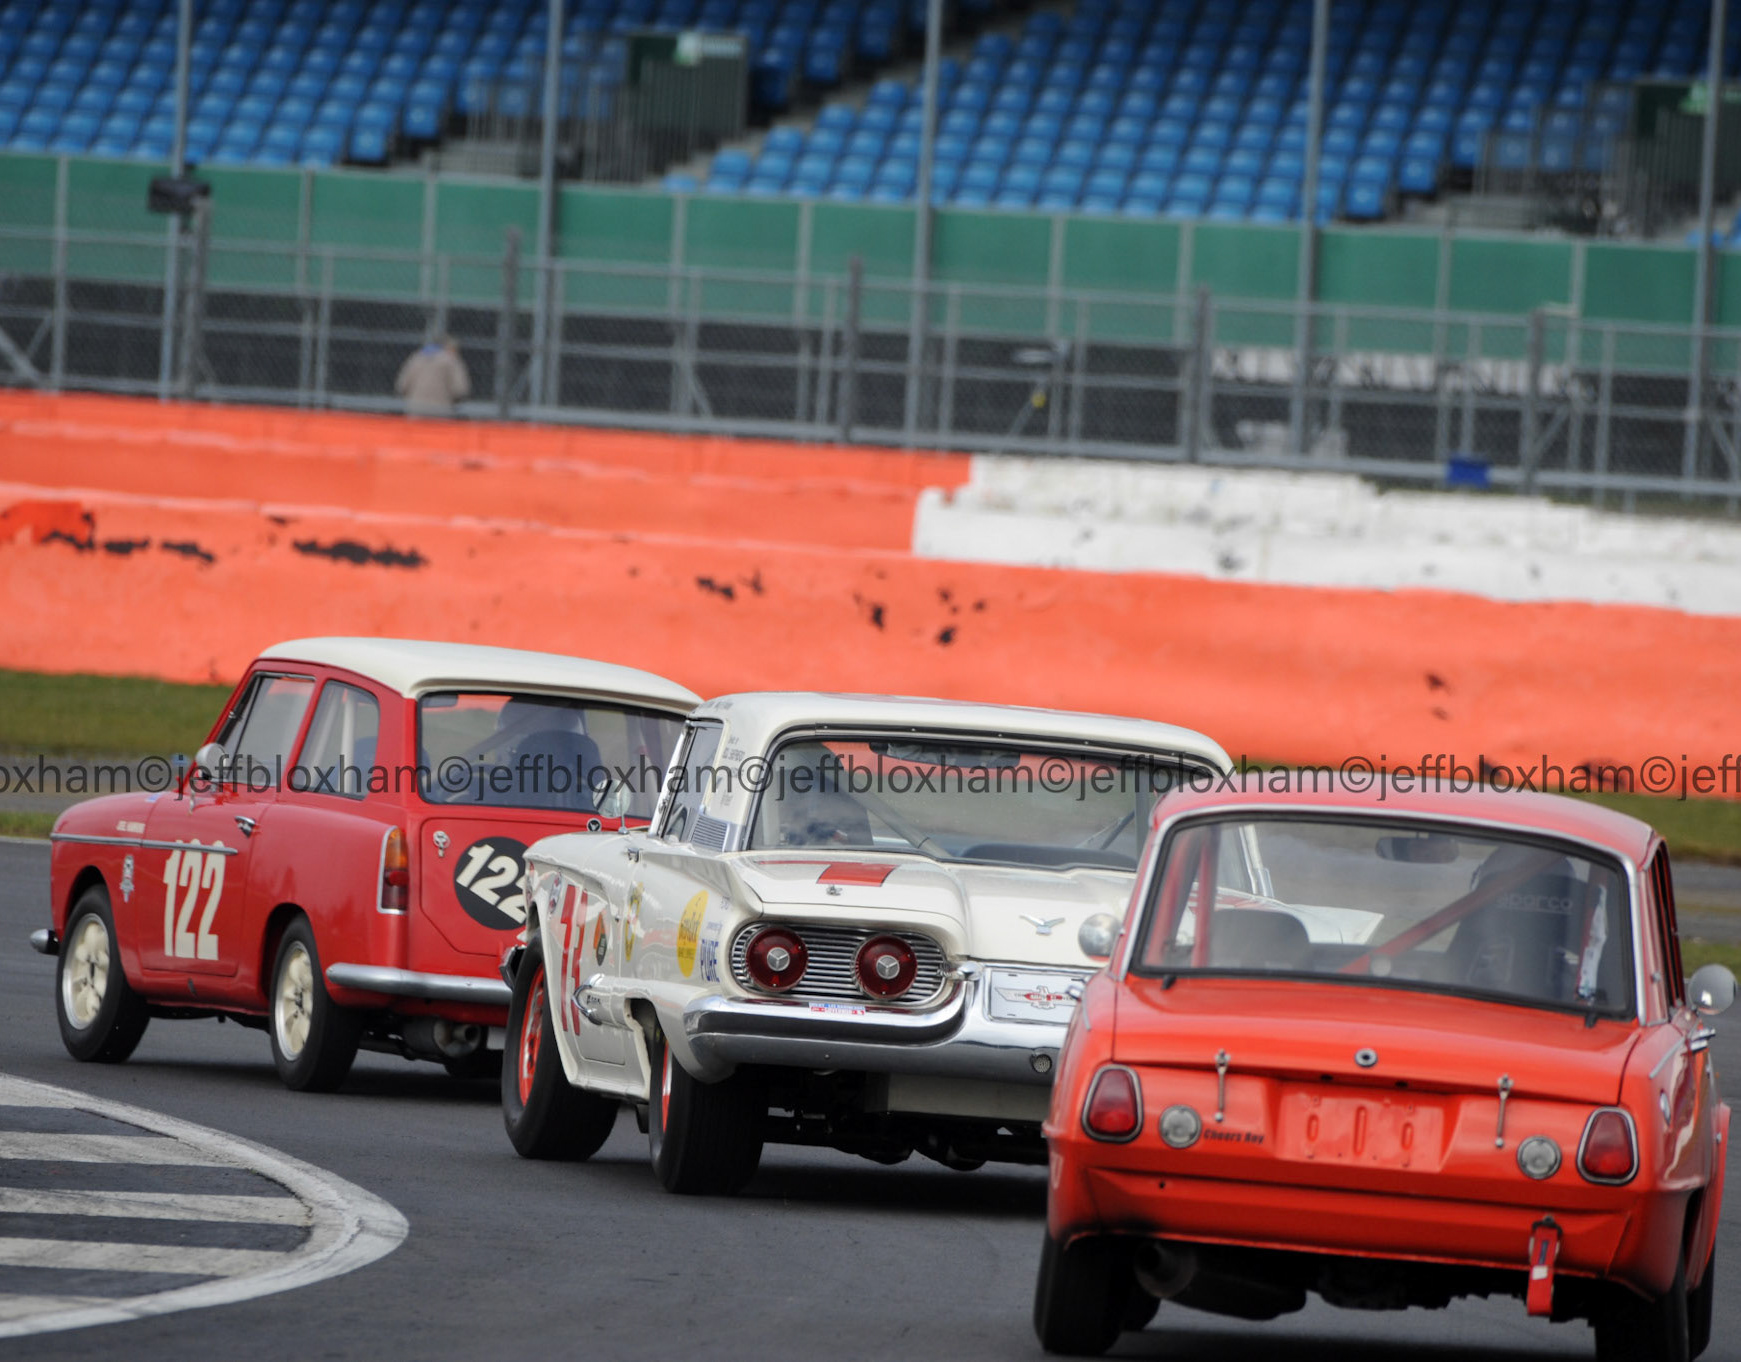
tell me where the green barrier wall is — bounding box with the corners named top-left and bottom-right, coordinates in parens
top-left (7, 154), bottom-right (1741, 366)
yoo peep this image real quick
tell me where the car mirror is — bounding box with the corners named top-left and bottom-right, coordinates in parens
top-left (192, 742), bottom-right (227, 783)
top-left (1688, 962), bottom-right (1737, 1017)
top-left (1376, 834), bottom-right (1458, 863)
top-left (1078, 912), bottom-right (1120, 961)
top-left (597, 779), bottom-right (632, 820)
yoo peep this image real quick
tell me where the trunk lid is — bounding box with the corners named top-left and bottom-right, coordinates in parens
top-left (1114, 975), bottom-right (1639, 1104)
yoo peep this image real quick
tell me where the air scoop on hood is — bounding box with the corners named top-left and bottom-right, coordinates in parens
top-left (737, 853), bottom-right (1134, 969)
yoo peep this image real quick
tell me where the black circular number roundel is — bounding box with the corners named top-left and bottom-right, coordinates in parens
top-left (452, 836), bottom-right (529, 931)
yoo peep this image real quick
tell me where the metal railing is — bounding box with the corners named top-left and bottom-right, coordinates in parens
top-left (2, 222), bottom-right (1741, 508)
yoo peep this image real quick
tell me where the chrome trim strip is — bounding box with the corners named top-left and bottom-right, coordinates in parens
top-left (49, 833), bottom-right (239, 857)
top-left (324, 963), bottom-right (511, 1006)
top-left (1122, 802), bottom-right (1649, 1025)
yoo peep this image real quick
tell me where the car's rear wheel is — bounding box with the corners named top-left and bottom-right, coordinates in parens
top-left (1033, 1232), bottom-right (1134, 1356)
top-left (501, 938), bottom-right (617, 1160)
top-left (646, 1023), bottom-right (764, 1195)
top-left (1595, 1259), bottom-right (1690, 1362)
top-left (267, 917), bottom-right (361, 1092)
top-left (1689, 1250), bottom-right (1715, 1360)
top-left (55, 886), bottom-right (149, 1063)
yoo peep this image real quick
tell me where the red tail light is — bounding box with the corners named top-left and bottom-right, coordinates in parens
top-left (380, 827), bottom-right (409, 911)
top-left (745, 928), bottom-right (808, 992)
top-left (855, 935), bottom-right (918, 999)
top-left (1578, 1108), bottom-right (1638, 1184)
top-left (1082, 1066), bottom-right (1143, 1142)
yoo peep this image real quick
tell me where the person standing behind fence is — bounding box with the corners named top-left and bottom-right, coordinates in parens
top-left (396, 335), bottom-right (471, 417)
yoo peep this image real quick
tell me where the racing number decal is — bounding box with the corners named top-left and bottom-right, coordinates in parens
top-left (161, 845), bottom-right (224, 961)
top-left (555, 881), bottom-right (589, 1034)
top-left (453, 837), bottom-right (529, 930)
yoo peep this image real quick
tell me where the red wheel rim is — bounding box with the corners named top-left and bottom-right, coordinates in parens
top-left (518, 966), bottom-right (546, 1105)
top-left (660, 1045), bottom-right (673, 1130)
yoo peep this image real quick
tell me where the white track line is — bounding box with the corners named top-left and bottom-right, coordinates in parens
top-left (0, 1238), bottom-right (288, 1278)
top-left (0, 1189), bottom-right (310, 1226)
top-left (0, 1073), bottom-right (407, 1340)
top-left (0, 1133), bottom-right (226, 1165)
top-left (0, 1296), bottom-right (110, 1324)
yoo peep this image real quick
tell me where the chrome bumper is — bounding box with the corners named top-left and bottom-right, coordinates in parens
top-left (325, 963), bottom-right (512, 1007)
top-left (28, 929), bottom-right (57, 956)
top-left (681, 973), bottom-right (1071, 1086)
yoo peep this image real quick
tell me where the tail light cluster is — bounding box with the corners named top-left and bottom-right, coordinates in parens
top-left (379, 827), bottom-right (409, 911)
top-left (741, 927), bottom-right (926, 1001)
top-left (1082, 1066), bottom-right (1143, 1142)
top-left (744, 928), bottom-right (809, 991)
top-left (1577, 1108), bottom-right (1638, 1184)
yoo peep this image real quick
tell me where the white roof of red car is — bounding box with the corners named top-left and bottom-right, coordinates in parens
top-left (257, 637), bottom-right (700, 711)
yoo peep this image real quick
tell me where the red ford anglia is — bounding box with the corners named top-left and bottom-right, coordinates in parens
top-left (37, 638), bottom-right (696, 1090)
top-left (1037, 785), bottom-right (1733, 1361)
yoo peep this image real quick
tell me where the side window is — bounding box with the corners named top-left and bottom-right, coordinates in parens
top-left (1650, 847), bottom-right (1685, 1008)
top-left (228, 675), bottom-right (317, 789)
top-left (659, 722), bottom-right (724, 843)
top-left (296, 682), bottom-right (382, 800)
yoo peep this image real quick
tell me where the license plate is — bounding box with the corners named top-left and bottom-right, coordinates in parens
top-left (1278, 1091), bottom-right (1445, 1170)
top-left (986, 970), bottom-right (1080, 1023)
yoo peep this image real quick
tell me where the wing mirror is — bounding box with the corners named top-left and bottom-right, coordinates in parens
top-left (1078, 912), bottom-right (1120, 961)
top-left (191, 742), bottom-right (227, 788)
top-left (1688, 962), bottom-right (1737, 1017)
top-left (597, 779), bottom-right (633, 821)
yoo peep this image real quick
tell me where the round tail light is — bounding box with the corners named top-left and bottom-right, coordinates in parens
top-left (745, 928), bottom-right (808, 992)
top-left (855, 935), bottom-right (918, 999)
top-left (1082, 1066), bottom-right (1143, 1142)
top-left (1578, 1108), bottom-right (1638, 1184)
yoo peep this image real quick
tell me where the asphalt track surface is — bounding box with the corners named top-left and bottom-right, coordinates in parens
top-left (0, 838), bottom-right (1737, 1362)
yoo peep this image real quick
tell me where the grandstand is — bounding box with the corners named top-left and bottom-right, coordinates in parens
top-left (0, 0), bottom-right (1736, 225)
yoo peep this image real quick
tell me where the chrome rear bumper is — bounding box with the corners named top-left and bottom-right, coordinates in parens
top-left (325, 962), bottom-right (511, 1007)
top-left (681, 973), bottom-right (1070, 1086)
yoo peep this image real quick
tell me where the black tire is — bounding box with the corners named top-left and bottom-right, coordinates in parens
top-left (1033, 1232), bottom-right (1134, 1356)
top-left (1689, 1250), bottom-right (1715, 1360)
top-left (267, 917), bottom-right (361, 1092)
top-left (55, 885), bottom-right (149, 1064)
top-left (501, 938), bottom-right (617, 1160)
top-left (1595, 1258), bottom-right (1690, 1362)
top-left (646, 1022), bottom-right (764, 1195)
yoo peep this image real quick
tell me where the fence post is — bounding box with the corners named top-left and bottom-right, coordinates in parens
top-left (314, 250), bottom-right (333, 408)
top-left (1593, 323), bottom-right (1615, 511)
top-left (838, 253), bottom-right (862, 443)
top-left (49, 184), bottom-right (66, 390)
top-left (1182, 284), bottom-right (1212, 462)
top-left (175, 196), bottom-right (211, 399)
top-left (497, 226), bottom-right (521, 420)
top-left (1519, 306), bottom-right (1544, 494)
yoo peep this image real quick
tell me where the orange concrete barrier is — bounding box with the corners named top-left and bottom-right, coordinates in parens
top-left (3, 478), bottom-right (1739, 776)
top-left (0, 392), bottom-right (969, 552)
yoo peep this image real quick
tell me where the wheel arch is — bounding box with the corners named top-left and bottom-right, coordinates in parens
top-left (257, 902), bottom-right (308, 1002)
top-left (65, 865), bottom-right (108, 918)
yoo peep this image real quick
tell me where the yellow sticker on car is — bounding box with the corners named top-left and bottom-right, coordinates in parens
top-left (676, 891), bottom-right (707, 977)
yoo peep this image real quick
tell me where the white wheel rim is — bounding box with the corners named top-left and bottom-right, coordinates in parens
top-left (60, 916), bottom-right (110, 1029)
top-left (274, 942), bottom-right (315, 1059)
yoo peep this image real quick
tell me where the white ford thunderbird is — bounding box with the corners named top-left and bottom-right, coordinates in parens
top-left (499, 692), bottom-right (1231, 1193)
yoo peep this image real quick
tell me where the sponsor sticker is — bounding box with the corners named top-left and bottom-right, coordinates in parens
top-left (807, 1002), bottom-right (868, 1017)
top-left (624, 883), bottom-right (643, 963)
top-left (592, 903), bottom-right (609, 965)
top-left (675, 891), bottom-right (708, 977)
top-left (697, 920), bottom-right (722, 983)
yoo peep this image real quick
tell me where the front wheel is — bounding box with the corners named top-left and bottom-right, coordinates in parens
top-left (1033, 1232), bottom-right (1135, 1356)
top-left (501, 938), bottom-right (617, 1160)
top-left (267, 917), bottom-right (361, 1092)
top-left (55, 887), bottom-right (150, 1063)
top-left (1595, 1259), bottom-right (1690, 1362)
top-left (646, 1024), bottom-right (764, 1195)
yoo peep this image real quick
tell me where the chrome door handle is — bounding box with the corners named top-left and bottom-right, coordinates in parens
top-left (574, 973), bottom-right (607, 1025)
top-left (234, 816), bottom-right (256, 837)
